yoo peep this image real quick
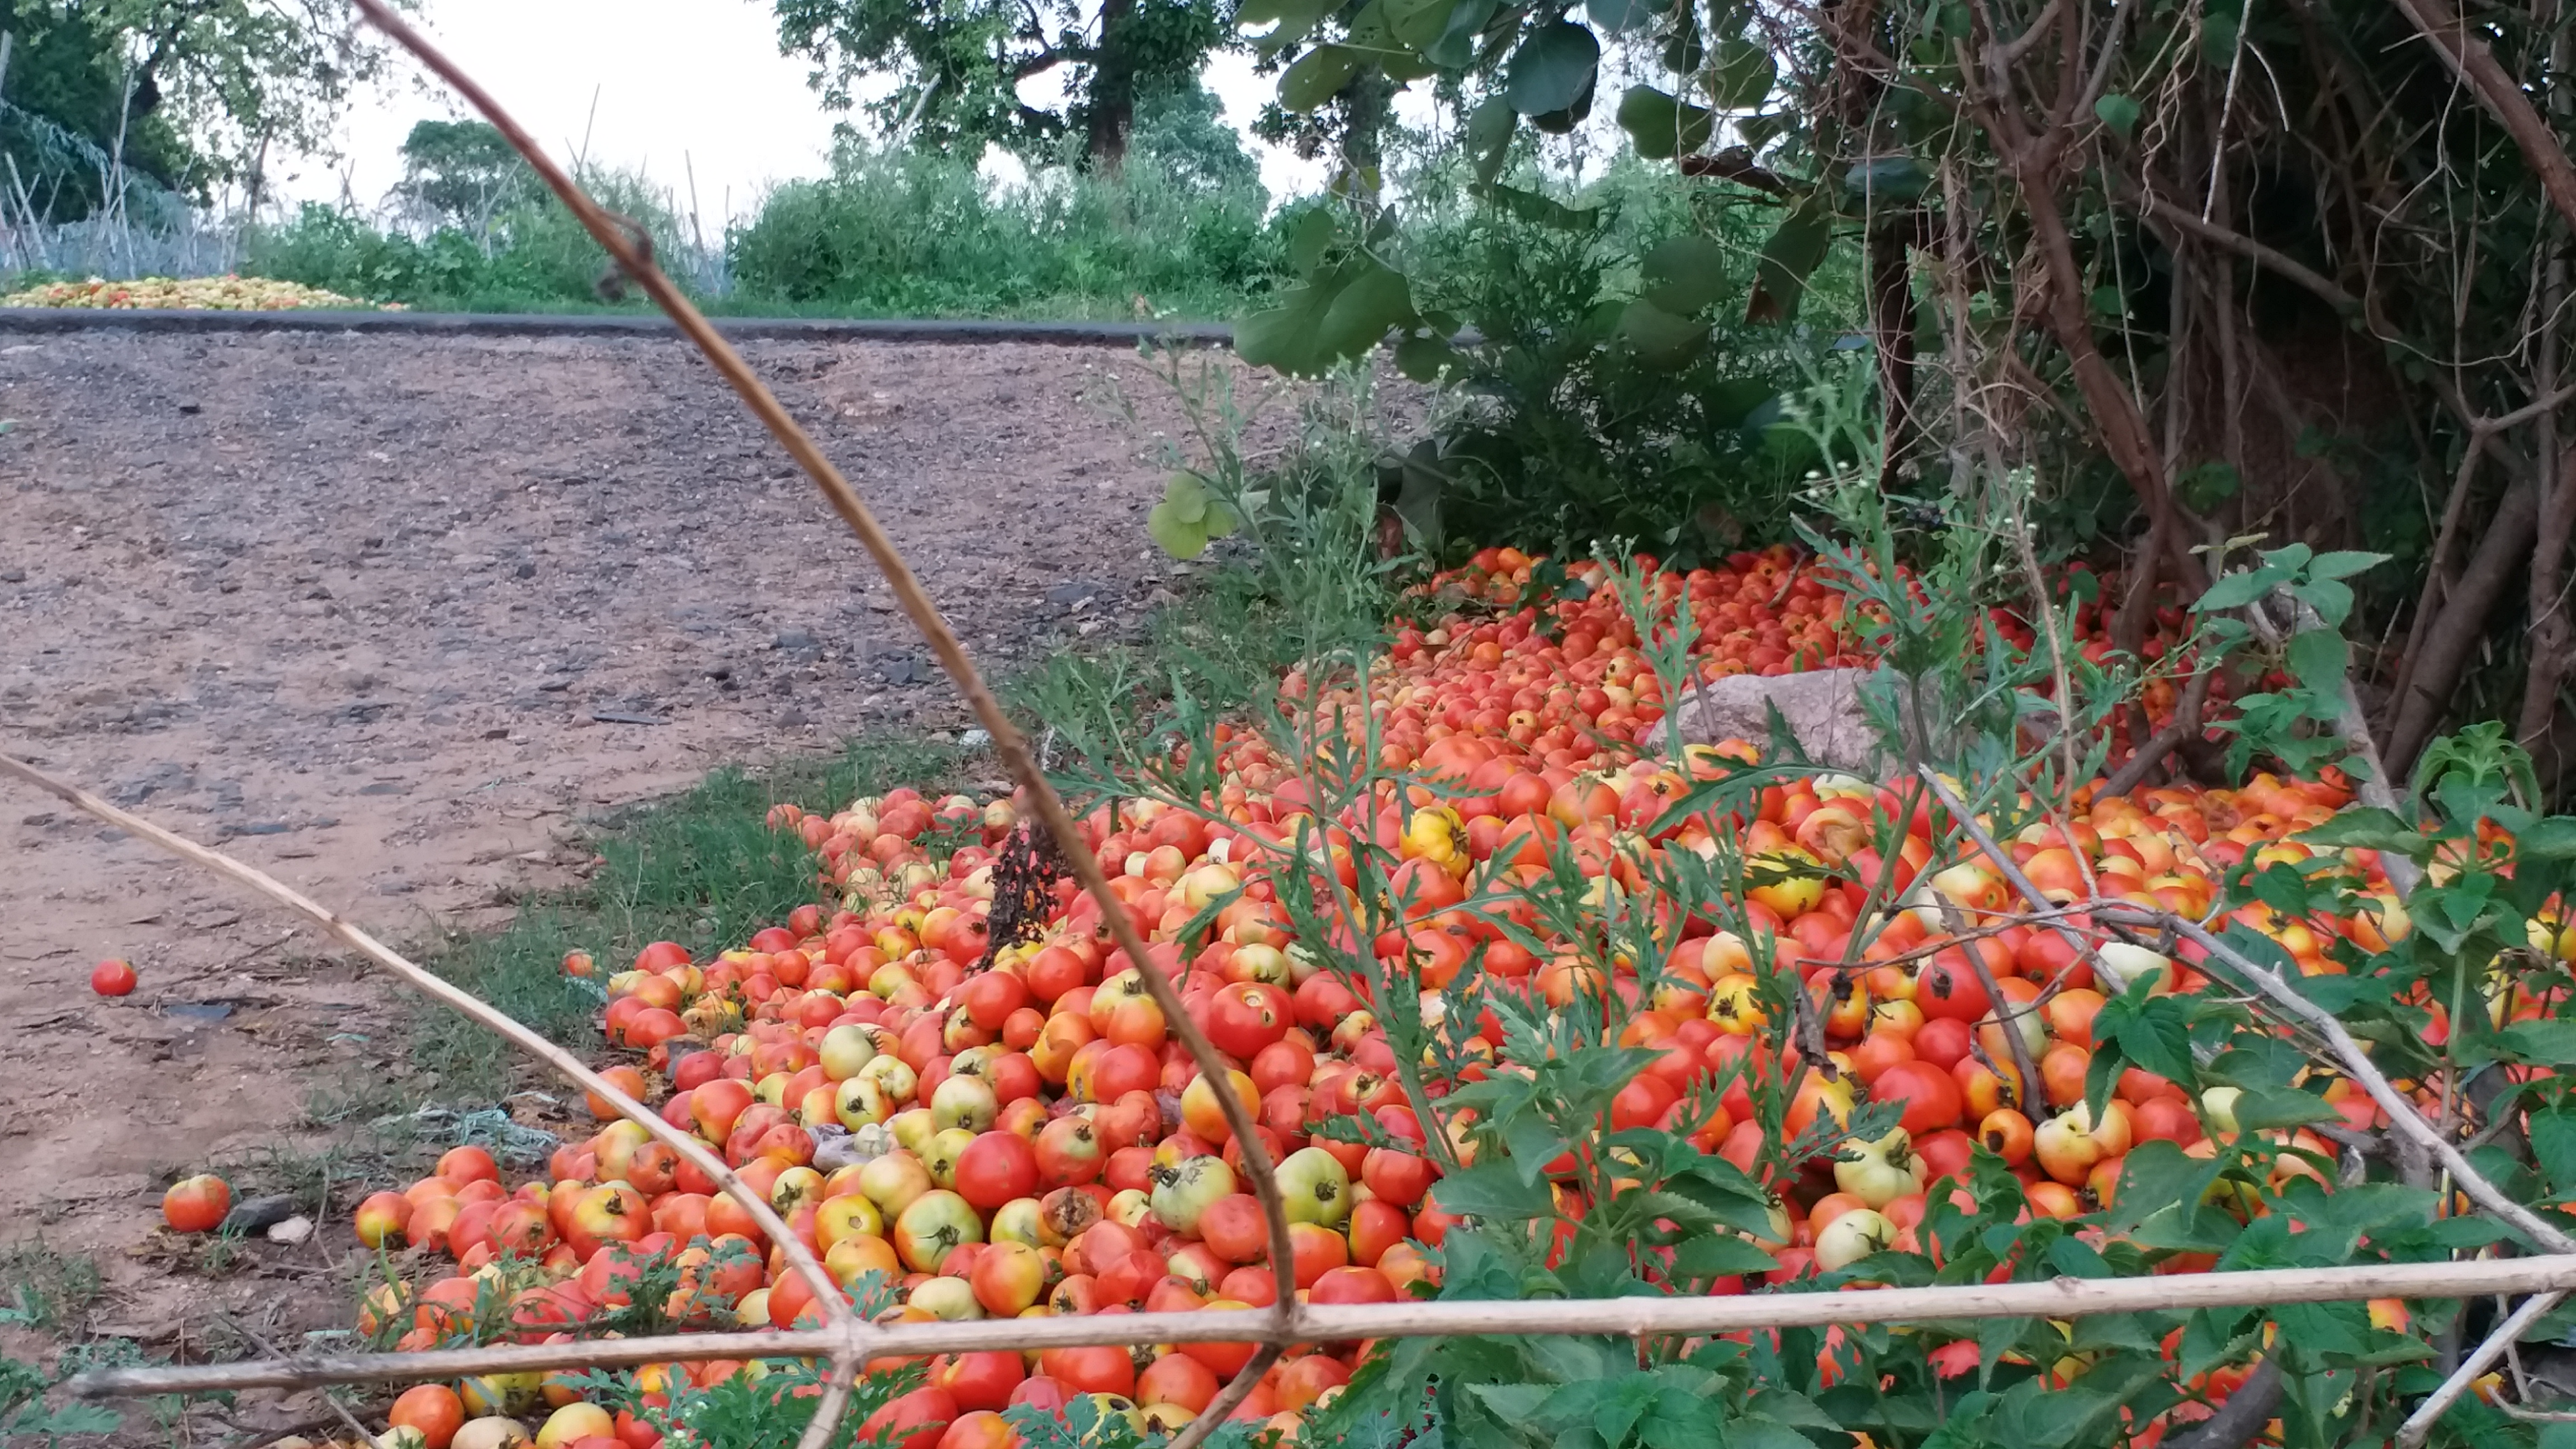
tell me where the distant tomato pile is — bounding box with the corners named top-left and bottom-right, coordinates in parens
top-left (0, 274), bottom-right (395, 310)
top-left (342, 548), bottom-right (2410, 1449)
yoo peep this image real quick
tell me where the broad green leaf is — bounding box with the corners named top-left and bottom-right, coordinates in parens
top-left (1843, 153), bottom-right (1931, 201)
top-left (1467, 95), bottom-right (1517, 182)
top-left (1617, 297), bottom-right (1710, 368)
top-left (1640, 234), bottom-right (1731, 314)
top-left (1317, 261), bottom-right (1417, 357)
top-left (1278, 44), bottom-right (1363, 111)
top-left (1161, 472), bottom-right (1210, 524)
top-left (1615, 84), bottom-right (1715, 160)
top-left (2232, 1085), bottom-right (2338, 1131)
top-left (1702, 36), bottom-right (1775, 108)
top-left (2498, 1020), bottom-right (2576, 1067)
top-left (1147, 499), bottom-right (1211, 558)
top-left (1385, 0), bottom-right (1460, 46)
top-left (1285, 204), bottom-right (1339, 273)
top-left (2293, 576), bottom-right (2356, 626)
top-left (1670, 1234), bottom-right (1777, 1278)
top-left (2094, 93), bottom-right (2141, 138)
top-left (2285, 628), bottom-right (2348, 697)
top-left (1505, 21), bottom-right (1600, 116)
top-left (1234, 277), bottom-right (1343, 375)
top-left (1478, 181), bottom-right (1599, 231)
top-left (1745, 195), bottom-right (1830, 324)
top-left (2296, 807), bottom-right (2426, 855)
top-left (2194, 569), bottom-right (2277, 612)
top-left (2309, 549), bottom-right (2389, 580)
top-left (2106, 1139), bottom-right (2226, 1237)
top-left (1436, 1159), bottom-right (1556, 1218)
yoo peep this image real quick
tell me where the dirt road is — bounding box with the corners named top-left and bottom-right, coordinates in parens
top-left (0, 325), bottom-right (1276, 1416)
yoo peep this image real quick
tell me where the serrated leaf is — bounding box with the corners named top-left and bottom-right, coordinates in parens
top-left (1505, 22), bottom-right (1600, 116)
top-left (2296, 807), bottom-right (2427, 855)
top-left (1279, 43), bottom-right (1365, 111)
top-left (1702, 36), bottom-right (1775, 108)
top-left (1671, 1234), bottom-right (1777, 1278)
top-left (1615, 84), bottom-right (1715, 160)
top-left (1478, 181), bottom-right (1599, 231)
top-left (2094, 93), bottom-right (2141, 139)
top-left (1745, 195), bottom-right (1829, 324)
top-left (2499, 1020), bottom-right (2576, 1068)
top-left (1843, 154), bottom-right (1930, 201)
top-left (1438, 1158), bottom-right (1557, 1218)
top-left (2308, 549), bottom-right (2388, 581)
top-left (2232, 1085), bottom-right (2339, 1131)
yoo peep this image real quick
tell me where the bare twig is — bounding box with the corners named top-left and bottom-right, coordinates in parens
top-left (2100, 905), bottom-right (2576, 1253)
top-left (366, 12), bottom-right (1306, 1448)
top-left (1917, 767), bottom-right (2130, 998)
top-left (2100, 661), bottom-right (2217, 799)
top-left (2165, 1358), bottom-right (2285, 1449)
top-left (69, 1256), bottom-right (2576, 1398)
top-left (2397, 1290), bottom-right (2570, 1447)
top-left (2387, 0), bottom-right (2576, 235)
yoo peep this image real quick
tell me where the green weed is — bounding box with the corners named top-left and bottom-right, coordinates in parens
top-left (0, 1244), bottom-right (99, 1334)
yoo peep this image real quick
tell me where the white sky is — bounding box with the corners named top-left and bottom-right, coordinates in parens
top-left (283, 1), bottom-right (1340, 222)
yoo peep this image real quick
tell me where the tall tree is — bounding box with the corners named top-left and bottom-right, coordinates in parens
top-left (0, 0), bottom-right (196, 219)
top-left (769, 0), bottom-right (1228, 165)
top-left (0, 0), bottom-right (391, 217)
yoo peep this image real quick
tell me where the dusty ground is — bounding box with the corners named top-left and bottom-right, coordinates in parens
top-left (0, 326), bottom-right (1291, 1434)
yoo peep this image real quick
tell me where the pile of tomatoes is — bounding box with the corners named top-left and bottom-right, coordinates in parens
top-left (344, 547), bottom-right (2407, 1449)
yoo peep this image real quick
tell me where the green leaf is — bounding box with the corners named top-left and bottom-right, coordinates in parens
top-left (1505, 22), bottom-right (1601, 116)
top-left (2106, 1139), bottom-right (2226, 1237)
top-left (1147, 499), bottom-right (1212, 558)
top-left (2498, 1020), bottom-right (2576, 1068)
top-left (1615, 84), bottom-right (1715, 160)
top-left (1617, 297), bottom-right (1710, 368)
top-left (1234, 277), bottom-right (1341, 375)
top-left (1278, 43), bottom-right (1363, 111)
top-left (1238, 0), bottom-right (1341, 49)
top-left (2292, 576), bottom-right (2356, 626)
top-left (1745, 195), bottom-right (1830, 324)
top-left (1385, 0), bottom-right (1461, 47)
top-left (2308, 550), bottom-right (2389, 581)
top-left (1702, 36), bottom-right (1775, 108)
top-left (1843, 154), bottom-right (1931, 202)
top-left (1437, 1159), bottom-right (1557, 1219)
top-left (2194, 567), bottom-right (2279, 613)
top-left (1467, 95), bottom-right (1516, 182)
top-left (1478, 181), bottom-right (1600, 231)
top-left (1316, 261), bottom-right (1415, 357)
top-left (1640, 235), bottom-right (1731, 314)
top-left (2232, 1085), bottom-right (2339, 1131)
top-left (1162, 472), bottom-right (1211, 524)
top-left (2296, 807), bottom-right (2426, 855)
top-left (2094, 93), bottom-right (2141, 139)
top-left (1670, 1234), bottom-right (1777, 1278)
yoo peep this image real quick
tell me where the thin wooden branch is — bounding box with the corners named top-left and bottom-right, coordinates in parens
top-left (2397, 1290), bottom-right (2570, 1447)
top-left (2099, 662), bottom-right (2217, 799)
top-left (2165, 1358), bottom-right (2284, 1449)
top-left (2130, 188), bottom-right (2360, 314)
top-left (68, 1256), bottom-right (2576, 1399)
top-left (337, 21), bottom-right (1303, 1447)
top-left (2099, 905), bottom-right (2576, 1253)
top-left (0, 751), bottom-right (856, 1339)
top-left (2386, 0), bottom-right (2576, 236)
top-left (1917, 768), bottom-right (2130, 997)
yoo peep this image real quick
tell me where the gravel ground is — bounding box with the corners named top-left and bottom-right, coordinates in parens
top-left (0, 325), bottom-right (1294, 1436)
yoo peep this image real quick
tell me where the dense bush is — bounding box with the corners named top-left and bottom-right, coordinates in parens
top-left (1385, 152), bottom-right (1862, 564)
top-left (727, 139), bottom-right (1289, 319)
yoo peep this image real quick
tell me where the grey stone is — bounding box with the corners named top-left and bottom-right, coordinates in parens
top-left (264, 1215), bottom-right (314, 1246)
top-left (219, 1193), bottom-right (302, 1235)
top-left (1642, 667), bottom-right (1889, 771)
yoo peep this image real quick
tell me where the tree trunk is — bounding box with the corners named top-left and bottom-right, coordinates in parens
top-left (1337, 70), bottom-right (1394, 192)
top-left (2386, 476), bottom-right (2543, 773)
top-left (1083, 0), bottom-right (1137, 170)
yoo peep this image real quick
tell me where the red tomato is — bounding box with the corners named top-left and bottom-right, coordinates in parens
top-left (89, 959), bottom-right (137, 997)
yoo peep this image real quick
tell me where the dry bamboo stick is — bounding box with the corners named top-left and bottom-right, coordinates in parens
top-left (2398, 1290), bottom-right (2569, 1446)
top-left (69, 1253), bottom-right (2576, 1399)
top-left (0, 750), bottom-right (856, 1342)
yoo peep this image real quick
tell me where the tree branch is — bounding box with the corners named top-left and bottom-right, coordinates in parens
top-left (2387, 0), bottom-right (2576, 236)
top-left (2398, 1291), bottom-right (2571, 1447)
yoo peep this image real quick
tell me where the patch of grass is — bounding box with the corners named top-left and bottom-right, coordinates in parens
top-left (396, 735), bottom-right (965, 1107)
top-left (0, 1242), bottom-right (100, 1334)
